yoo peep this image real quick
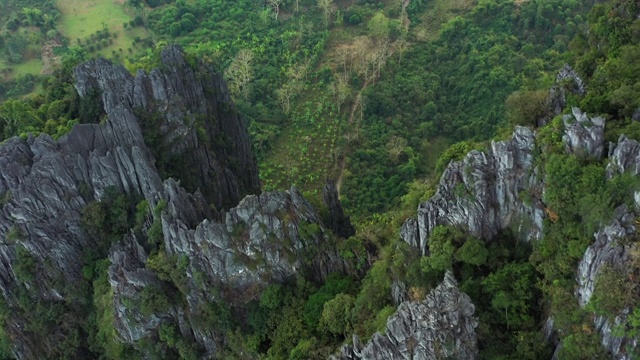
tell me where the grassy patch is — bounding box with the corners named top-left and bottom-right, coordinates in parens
top-left (56, 0), bottom-right (150, 60)
top-left (0, 27), bottom-right (43, 79)
top-left (259, 89), bottom-right (343, 193)
top-left (11, 58), bottom-right (43, 77)
top-left (57, 0), bottom-right (131, 39)
top-left (413, 0), bottom-right (475, 41)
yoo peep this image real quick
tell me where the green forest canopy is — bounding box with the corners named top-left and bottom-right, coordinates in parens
top-left (1, 0), bottom-right (640, 358)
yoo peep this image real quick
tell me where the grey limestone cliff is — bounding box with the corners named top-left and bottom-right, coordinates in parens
top-left (401, 126), bottom-right (544, 256)
top-left (74, 45), bottom-right (260, 210)
top-left (0, 103), bottom-right (165, 357)
top-left (323, 179), bottom-right (356, 239)
top-left (398, 104), bottom-right (616, 359)
top-left (0, 45), bottom-right (304, 359)
top-left (332, 271), bottom-right (478, 360)
top-left (545, 65), bottom-right (586, 125)
top-left (562, 107), bottom-right (605, 159)
top-left (108, 186), bottom-right (348, 355)
top-left (402, 106), bottom-right (606, 256)
top-left (573, 133), bottom-right (640, 359)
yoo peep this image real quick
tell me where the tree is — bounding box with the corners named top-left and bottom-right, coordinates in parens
top-left (267, 0), bottom-right (283, 20)
top-left (276, 84), bottom-right (295, 114)
top-left (287, 63), bottom-right (309, 82)
top-left (22, 7), bottom-right (43, 27)
top-left (331, 72), bottom-right (350, 113)
top-left (455, 238), bottom-right (488, 266)
top-left (318, 0), bottom-right (336, 28)
top-left (505, 90), bottom-right (549, 127)
top-left (371, 39), bottom-right (391, 80)
top-left (483, 263), bottom-right (537, 329)
top-left (368, 12), bottom-right (391, 42)
top-left (320, 293), bottom-right (355, 335)
top-left (224, 49), bottom-right (254, 99)
top-left (385, 136), bottom-right (407, 161)
top-left (393, 38), bottom-right (409, 64)
top-left (0, 100), bottom-right (39, 139)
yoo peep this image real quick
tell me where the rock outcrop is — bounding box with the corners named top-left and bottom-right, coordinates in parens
top-left (323, 179), bottom-right (356, 239)
top-left (574, 206), bottom-right (640, 359)
top-left (0, 100), bottom-right (166, 357)
top-left (576, 207), bottom-right (635, 308)
top-left (562, 107), bottom-right (605, 159)
top-left (0, 45), bottom-right (339, 359)
top-left (546, 65), bottom-right (586, 123)
top-left (402, 105), bottom-right (606, 255)
top-left (74, 45), bottom-right (260, 210)
top-left (332, 271), bottom-right (479, 360)
top-left (400, 105), bottom-right (630, 358)
top-left (573, 134), bottom-right (640, 359)
top-left (109, 187), bottom-right (348, 355)
top-left (402, 126), bottom-right (544, 255)
top-left (606, 135), bottom-right (640, 177)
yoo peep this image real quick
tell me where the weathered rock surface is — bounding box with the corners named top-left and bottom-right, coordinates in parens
top-left (606, 135), bottom-right (640, 178)
top-left (402, 126), bottom-right (544, 255)
top-left (332, 271), bottom-right (478, 360)
top-left (0, 46), bottom-right (268, 359)
top-left (562, 107), bottom-right (605, 159)
top-left (546, 65), bottom-right (586, 123)
top-left (573, 133), bottom-right (640, 359)
top-left (0, 107), bottom-right (165, 358)
top-left (401, 106), bottom-right (633, 358)
top-left (323, 179), bottom-right (355, 239)
top-left (576, 207), bottom-right (635, 308)
top-left (74, 45), bottom-right (260, 210)
top-left (109, 234), bottom-right (171, 344)
top-left (109, 187), bottom-right (348, 355)
top-left (574, 205), bottom-right (640, 359)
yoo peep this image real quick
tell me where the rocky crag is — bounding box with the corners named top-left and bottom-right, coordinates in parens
top-left (398, 94), bottom-right (638, 358)
top-left (0, 46), bottom-right (347, 359)
top-left (332, 271), bottom-right (478, 360)
top-left (400, 93), bottom-right (604, 257)
top-left (571, 133), bottom-right (640, 359)
top-left (109, 185), bottom-right (348, 355)
top-left (400, 125), bottom-right (545, 256)
top-left (73, 44), bottom-right (260, 210)
top-left (330, 68), bottom-right (607, 360)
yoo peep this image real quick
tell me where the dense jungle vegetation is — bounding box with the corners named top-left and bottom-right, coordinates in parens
top-left (2, 0), bottom-right (640, 358)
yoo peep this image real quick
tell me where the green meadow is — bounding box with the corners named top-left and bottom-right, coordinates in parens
top-left (56, 0), bottom-right (150, 59)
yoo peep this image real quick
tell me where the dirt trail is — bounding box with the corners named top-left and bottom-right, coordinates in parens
top-left (41, 40), bottom-right (62, 75)
top-left (333, 2), bottom-right (411, 195)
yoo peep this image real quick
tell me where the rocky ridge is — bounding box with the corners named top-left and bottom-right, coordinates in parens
top-left (74, 45), bottom-right (260, 210)
top-left (332, 271), bottom-right (478, 360)
top-left (0, 46), bottom-right (346, 359)
top-left (397, 97), bottom-right (636, 359)
top-left (401, 104), bottom-right (606, 257)
top-left (572, 133), bottom-right (640, 359)
top-left (109, 186), bottom-right (348, 355)
top-left (545, 64), bottom-right (587, 125)
top-left (401, 125), bottom-right (544, 256)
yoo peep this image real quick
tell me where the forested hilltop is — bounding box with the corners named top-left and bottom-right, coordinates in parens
top-left (1, 0), bottom-right (640, 359)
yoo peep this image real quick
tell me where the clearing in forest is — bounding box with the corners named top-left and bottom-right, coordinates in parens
top-left (414, 0), bottom-right (475, 41)
top-left (56, 0), bottom-right (149, 58)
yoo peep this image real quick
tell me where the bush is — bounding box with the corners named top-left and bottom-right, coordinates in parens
top-left (320, 293), bottom-right (355, 335)
top-left (505, 90), bottom-right (549, 127)
top-left (435, 140), bottom-right (482, 174)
